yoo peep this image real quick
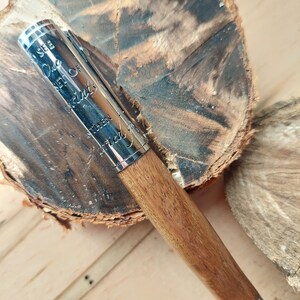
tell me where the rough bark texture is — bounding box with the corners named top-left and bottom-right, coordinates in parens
top-left (0, 0), bottom-right (255, 226)
top-left (225, 99), bottom-right (300, 291)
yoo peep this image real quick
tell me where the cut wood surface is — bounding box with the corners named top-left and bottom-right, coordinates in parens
top-left (225, 99), bottom-right (300, 291)
top-left (51, 0), bottom-right (254, 188)
top-left (224, 0), bottom-right (300, 291)
top-left (0, 0), bottom-right (8, 12)
top-left (0, 0), bottom-right (299, 298)
top-left (0, 0), bottom-right (254, 225)
top-left (235, 0), bottom-right (300, 113)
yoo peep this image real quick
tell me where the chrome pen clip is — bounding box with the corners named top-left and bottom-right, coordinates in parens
top-left (66, 30), bottom-right (90, 64)
top-left (65, 30), bottom-right (122, 112)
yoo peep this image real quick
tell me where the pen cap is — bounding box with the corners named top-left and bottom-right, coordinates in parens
top-left (18, 19), bottom-right (149, 171)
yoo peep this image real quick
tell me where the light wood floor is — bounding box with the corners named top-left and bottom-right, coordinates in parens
top-left (1, 0), bottom-right (300, 299)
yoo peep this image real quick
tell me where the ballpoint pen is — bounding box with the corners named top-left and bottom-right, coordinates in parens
top-left (18, 19), bottom-right (261, 300)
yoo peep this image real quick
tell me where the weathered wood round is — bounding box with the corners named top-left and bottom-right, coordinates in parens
top-left (0, 0), bottom-right (255, 225)
top-left (225, 99), bottom-right (300, 291)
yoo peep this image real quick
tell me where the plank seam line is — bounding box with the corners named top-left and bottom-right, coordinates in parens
top-left (54, 224), bottom-right (154, 299)
top-left (0, 215), bottom-right (42, 263)
top-left (81, 227), bottom-right (155, 299)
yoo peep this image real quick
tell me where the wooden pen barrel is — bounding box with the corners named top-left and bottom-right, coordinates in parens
top-left (119, 149), bottom-right (261, 300)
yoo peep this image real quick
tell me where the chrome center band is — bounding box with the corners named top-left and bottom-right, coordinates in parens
top-left (18, 19), bottom-right (149, 171)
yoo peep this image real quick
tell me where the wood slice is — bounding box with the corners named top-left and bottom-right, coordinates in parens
top-left (225, 99), bottom-right (300, 291)
top-left (51, 0), bottom-right (255, 187)
top-left (0, 0), bottom-right (255, 226)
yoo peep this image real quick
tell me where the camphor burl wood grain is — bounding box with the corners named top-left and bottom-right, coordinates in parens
top-left (119, 149), bottom-right (261, 300)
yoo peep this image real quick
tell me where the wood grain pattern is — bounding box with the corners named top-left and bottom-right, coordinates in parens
top-left (0, 20), bottom-right (143, 226)
top-left (1, 180), bottom-right (299, 300)
top-left (0, 0), bottom-right (254, 225)
top-left (119, 149), bottom-right (260, 300)
top-left (0, 191), bottom-right (128, 300)
top-left (225, 0), bottom-right (300, 290)
top-left (56, 222), bottom-right (154, 299)
top-left (235, 0), bottom-right (300, 113)
top-left (0, 0), bottom-right (9, 12)
top-left (52, 0), bottom-right (254, 188)
top-left (225, 100), bottom-right (300, 291)
top-left (1, 0), bottom-right (300, 297)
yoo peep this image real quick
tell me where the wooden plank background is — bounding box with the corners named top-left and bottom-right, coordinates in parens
top-left (1, 0), bottom-right (300, 299)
